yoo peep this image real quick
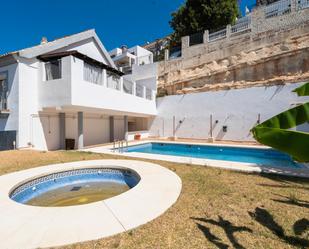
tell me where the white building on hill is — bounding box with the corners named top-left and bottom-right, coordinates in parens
top-left (0, 30), bottom-right (157, 151)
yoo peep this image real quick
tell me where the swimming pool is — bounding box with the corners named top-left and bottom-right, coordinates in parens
top-left (124, 142), bottom-right (303, 168)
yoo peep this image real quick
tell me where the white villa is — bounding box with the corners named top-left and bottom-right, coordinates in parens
top-left (109, 45), bottom-right (153, 75)
top-left (0, 30), bottom-right (157, 151)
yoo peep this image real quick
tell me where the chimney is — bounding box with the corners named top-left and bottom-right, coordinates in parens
top-left (121, 45), bottom-right (128, 54)
top-left (41, 37), bottom-right (48, 45)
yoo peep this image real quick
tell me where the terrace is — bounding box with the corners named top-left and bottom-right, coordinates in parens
top-left (38, 51), bottom-right (156, 116)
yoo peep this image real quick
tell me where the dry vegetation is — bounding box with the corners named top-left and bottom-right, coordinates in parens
top-left (0, 150), bottom-right (308, 249)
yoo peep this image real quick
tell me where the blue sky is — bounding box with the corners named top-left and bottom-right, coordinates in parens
top-left (1, 0), bottom-right (255, 55)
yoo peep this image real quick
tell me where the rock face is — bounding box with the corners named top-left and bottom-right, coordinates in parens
top-left (158, 3), bottom-right (309, 95)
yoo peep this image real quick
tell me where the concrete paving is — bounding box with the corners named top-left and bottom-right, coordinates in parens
top-left (0, 160), bottom-right (182, 249)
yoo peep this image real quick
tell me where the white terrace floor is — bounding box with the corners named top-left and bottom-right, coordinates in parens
top-left (83, 140), bottom-right (309, 179)
top-left (0, 160), bottom-right (181, 249)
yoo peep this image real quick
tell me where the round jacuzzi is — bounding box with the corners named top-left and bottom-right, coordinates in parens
top-left (10, 167), bottom-right (140, 207)
top-left (0, 160), bottom-right (181, 249)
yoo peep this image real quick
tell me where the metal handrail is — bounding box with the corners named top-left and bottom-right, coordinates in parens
top-left (113, 139), bottom-right (128, 153)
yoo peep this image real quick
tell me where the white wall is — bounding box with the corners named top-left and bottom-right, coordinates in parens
top-left (70, 57), bottom-right (157, 116)
top-left (128, 46), bottom-right (153, 65)
top-left (109, 48), bottom-right (122, 57)
top-left (149, 83), bottom-right (309, 141)
top-left (131, 63), bottom-right (157, 91)
top-left (31, 114), bottom-right (60, 150)
top-left (114, 117), bottom-right (125, 140)
top-left (84, 116), bottom-right (110, 146)
top-left (31, 113), bottom-right (111, 150)
top-left (0, 63), bottom-right (19, 134)
top-left (18, 59), bottom-right (40, 148)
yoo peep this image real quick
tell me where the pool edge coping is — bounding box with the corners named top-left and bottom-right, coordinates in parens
top-left (82, 140), bottom-right (309, 179)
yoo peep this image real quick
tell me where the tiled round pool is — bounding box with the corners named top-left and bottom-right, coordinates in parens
top-left (0, 160), bottom-right (181, 248)
top-left (10, 168), bottom-right (140, 207)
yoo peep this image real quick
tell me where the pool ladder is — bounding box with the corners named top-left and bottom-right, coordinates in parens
top-left (113, 139), bottom-right (128, 153)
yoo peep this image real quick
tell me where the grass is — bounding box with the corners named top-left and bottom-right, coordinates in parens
top-left (1, 150), bottom-right (309, 249)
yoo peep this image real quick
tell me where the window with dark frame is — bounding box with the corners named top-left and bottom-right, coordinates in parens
top-left (0, 73), bottom-right (8, 110)
top-left (45, 59), bottom-right (62, 81)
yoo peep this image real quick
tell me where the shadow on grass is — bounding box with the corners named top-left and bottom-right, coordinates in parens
top-left (191, 216), bottom-right (252, 249)
top-left (258, 173), bottom-right (309, 190)
top-left (271, 194), bottom-right (309, 209)
top-left (249, 207), bottom-right (309, 248)
top-left (294, 218), bottom-right (309, 236)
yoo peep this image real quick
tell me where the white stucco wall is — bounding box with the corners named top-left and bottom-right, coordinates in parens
top-left (131, 63), bottom-right (157, 91)
top-left (0, 63), bottom-right (19, 133)
top-left (114, 117), bottom-right (125, 141)
top-left (18, 59), bottom-right (40, 148)
top-left (149, 83), bottom-right (309, 141)
top-left (31, 113), bottom-right (112, 150)
top-left (70, 57), bottom-right (157, 116)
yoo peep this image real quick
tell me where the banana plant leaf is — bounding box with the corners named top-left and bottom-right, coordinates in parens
top-left (252, 83), bottom-right (309, 162)
top-left (293, 82), bottom-right (309, 96)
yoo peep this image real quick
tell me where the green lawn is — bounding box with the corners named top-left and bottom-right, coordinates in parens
top-left (0, 150), bottom-right (308, 249)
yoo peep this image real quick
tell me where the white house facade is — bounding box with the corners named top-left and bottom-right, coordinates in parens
top-left (0, 30), bottom-right (157, 151)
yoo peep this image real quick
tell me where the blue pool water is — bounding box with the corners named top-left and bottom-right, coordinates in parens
top-left (124, 143), bottom-right (303, 168)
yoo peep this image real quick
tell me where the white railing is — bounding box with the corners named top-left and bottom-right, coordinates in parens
top-left (107, 74), bottom-right (121, 90)
top-left (298, 0), bottom-right (309, 9)
top-left (231, 16), bottom-right (251, 34)
top-left (123, 79), bottom-right (134, 95)
top-left (136, 84), bottom-right (144, 98)
top-left (146, 88), bottom-right (153, 100)
top-left (209, 29), bottom-right (227, 42)
top-left (265, 0), bottom-right (291, 18)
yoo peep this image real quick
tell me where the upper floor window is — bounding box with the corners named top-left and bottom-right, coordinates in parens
top-left (0, 73), bottom-right (8, 110)
top-left (83, 62), bottom-right (103, 85)
top-left (45, 59), bottom-right (61, 81)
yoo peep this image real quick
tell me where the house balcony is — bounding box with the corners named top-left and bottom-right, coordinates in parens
top-left (38, 55), bottom-right (157, 116)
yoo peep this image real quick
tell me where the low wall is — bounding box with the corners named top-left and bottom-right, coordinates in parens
top-left (149, 82), bottom-right (309, 142)
top-left (158, 1), bottom-right (309, 95)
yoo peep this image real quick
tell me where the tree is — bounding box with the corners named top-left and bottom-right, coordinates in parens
top-left (169, 0), bottom-right (239, 45)
top-left (251, 82), bottom-right (309, 162)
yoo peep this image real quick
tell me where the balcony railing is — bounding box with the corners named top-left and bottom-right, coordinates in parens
top-left (265, 0), bottom-right (291, 18)
top-left (209, 29), bottom-right (227, 42)
top-left (231, 16), bottom-right (251, 34)
top-left (123, 79), bottom-right (134, 94)
top-left (146, 88), bottom-right (153, 100)
top-left (137, 55), bottom-right (153, 65)
top-left (136, 84), bottom-right (144, 98)
top-left (107, 75), bottom-right (121, 90)
top-left (298, 0), bottom-right (309, 9)
top-left (189, 32), bottom-right (204, 46)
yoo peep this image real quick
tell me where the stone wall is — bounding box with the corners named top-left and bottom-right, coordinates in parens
top-left (158, 0), bottom-right (309, 95)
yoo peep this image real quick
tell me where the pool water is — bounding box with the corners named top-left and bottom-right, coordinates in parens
top-left (26, 181), bottom-right (129, 207)
top-left (124, 143), bottom-right (303, 168)
top-left (10, 168), bottom-right (140, 207)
